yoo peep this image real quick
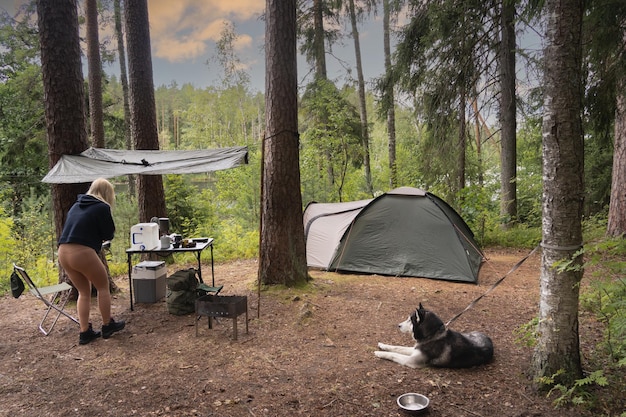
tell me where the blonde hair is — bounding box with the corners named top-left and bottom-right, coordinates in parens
top-left (87, 178), bottom-right (115, 207)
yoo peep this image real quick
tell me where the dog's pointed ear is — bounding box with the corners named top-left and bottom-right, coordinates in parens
top-left (416, 304), bottom-right (426, 322)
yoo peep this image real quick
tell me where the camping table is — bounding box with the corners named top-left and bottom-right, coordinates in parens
top-left (125, 238), bottom-right (214, 311)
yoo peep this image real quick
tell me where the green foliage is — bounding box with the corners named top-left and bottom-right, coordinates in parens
top-left (0, 193), bottom-right (60, 287)
top-left (164, 174), bottom-right (209, 236)
top-left (582, 212), bottom-right (611, 242)
top-left (580, 237), bottom-right (626, 365)
top-left (10, 193), bottom-right (53, 273)
top-left (516, 120), bottom-right (543, 226)
top-left (552, 247), bottom-right (585, 274)
top-left (582, 0), bottom-right (626, 216)
top-left (515, 316), bottom-right (539, 348)
top-left (104, 190), bottom-right (138, 271)
top-left (538, 369), bottom-right (609, 409)
top-left (457, 183), bottom-right (498, 245)
top-left (300, 78), bottom-right (363, 203)
top-left (481, 223), bottom-right (541, 248)
top-left (0, 207), bottom-right (16, 292)
top-left (213, 221), bottom-right (258, 261)
top-left (519, 235), bottom-right (626, 414)
top-left (0, 7), bottom-right (48, 217)
top-left (210, 21), bottom-right (251, 89)
top-left (207, 152), bottom-right (261, 260)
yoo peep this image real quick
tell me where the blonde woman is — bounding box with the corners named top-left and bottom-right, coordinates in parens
top-left (58, 178), bottom-right (125, 345)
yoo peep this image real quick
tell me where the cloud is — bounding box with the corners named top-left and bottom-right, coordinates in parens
top-left (148, 0), bottom-right (263, 63)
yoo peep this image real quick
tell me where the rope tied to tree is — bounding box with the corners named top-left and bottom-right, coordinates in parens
top-left (263, 129), bottom-right (300, 143)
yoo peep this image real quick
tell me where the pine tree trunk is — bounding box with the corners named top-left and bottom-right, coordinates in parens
top-left (259, 0), bottom-right (308, 286)
top-left (383, 0), bottom-right (397, 189)
top-left (499, 0), bottom-right (517, 227)
top-left (37, 0), bottom-right (89, 241)
top-left (347, 0), bottom-right (373, 196)
top-left (85, 0), bottom-right (105, 148)
top-left (124, 0), bottom-right (166, 222)
top-left (607, 72), bottom-right (626, 237)
top-left (532, 0), bottom-right (584, 387)
top-left (37, 0), bottom-right (90, 284)
top-left (313, 0), bottom-right (327, 79)
top-left (114, 0), bottom-right (135, 197)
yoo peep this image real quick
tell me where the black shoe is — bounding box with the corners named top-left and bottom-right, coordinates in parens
top-left (79, 323), bottom-right (101, 345)
top-left (102, 318), bottom-right (125, 339)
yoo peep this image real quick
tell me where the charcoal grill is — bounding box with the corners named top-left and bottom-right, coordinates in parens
top-left (195, 294), bottom-right (248, 339)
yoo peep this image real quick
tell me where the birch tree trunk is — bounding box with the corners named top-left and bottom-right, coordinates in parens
top-left (532, 0), bottom-right (584, 386)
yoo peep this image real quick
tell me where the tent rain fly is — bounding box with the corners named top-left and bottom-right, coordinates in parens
top-left (42, 147), bottom-right (248, 184)
top-left (303, 187), bottom-right (486, 283)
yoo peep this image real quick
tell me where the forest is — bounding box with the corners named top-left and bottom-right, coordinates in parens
top-left (0, 0), bottom-right (624, 414)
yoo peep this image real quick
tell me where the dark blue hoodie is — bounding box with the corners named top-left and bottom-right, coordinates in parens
top-left (58, 194), bottom-right (115, 253)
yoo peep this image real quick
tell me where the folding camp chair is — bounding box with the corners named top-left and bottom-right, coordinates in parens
top-left (12, 264), bottom-right (79, 335)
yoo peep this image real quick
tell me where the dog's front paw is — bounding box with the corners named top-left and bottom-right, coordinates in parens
top-left (377, 342), bottom-right (390, 351)
top-left (374, 350), bottom-right (385, 358)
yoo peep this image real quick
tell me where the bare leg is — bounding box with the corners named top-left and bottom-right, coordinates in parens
top-left (59, 245), bottom-right (92, 332)
top-left (90, 261), bottom-right (111, 324)
top-left (59, 244), bottom-right (112, 329)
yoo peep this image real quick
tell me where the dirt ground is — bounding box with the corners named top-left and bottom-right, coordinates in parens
top-left (1, 248), bottom-right (623, 417)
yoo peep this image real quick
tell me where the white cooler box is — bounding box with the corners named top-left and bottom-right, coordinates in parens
top-left (132, 261), bottom-right (166, 303)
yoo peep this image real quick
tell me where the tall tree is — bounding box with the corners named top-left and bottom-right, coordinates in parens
top-left (85, 0), bottom-right (104, 147)
top-left (298, 0), bottom-right (339, 191)
top-left (37, 0), bottom-right (90, 249)
top-left (210, 21), bottom-right (254, 144)
top-left (383, 0), bottom-right (397, 189)
top-left (591, 1), bottom-right (626, 237)
top-left (608, 75), bottom-right (626, 237)
top-left (499, 0), bottom-right (517, 227)
top-left (312, 0), bottom-right (327, 79)
top-left (124, 0), bottom-right (166, 222)
top-left (392, 0), bottom-right (494, 200)
top-left (298, 0), bottom-right (339, 80)
top-left (532, 0), bottom-right (584, 386)
top-left (300, 78), bottom-right (362, 202)
top-left (345, 0), bottom-right (373, 195)
top-left (114, 0), bottom-right (135, 196)
top-left (259, 0), bottom-right (308, 285)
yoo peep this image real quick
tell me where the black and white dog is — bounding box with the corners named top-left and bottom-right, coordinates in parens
top-left (374, 303), bottom-right (494, 369)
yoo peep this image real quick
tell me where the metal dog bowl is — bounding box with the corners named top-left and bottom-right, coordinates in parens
top-left (397, 393), bottom-right (430, 415)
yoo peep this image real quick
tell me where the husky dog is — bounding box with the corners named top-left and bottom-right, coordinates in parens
top-left (374, 303), bottom-right (494, 369)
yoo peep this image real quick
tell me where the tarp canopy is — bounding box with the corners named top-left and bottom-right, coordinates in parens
top-left (42, 146), bottom-right (249, 184)
top-left (303, 187), bottom-right (486, 283)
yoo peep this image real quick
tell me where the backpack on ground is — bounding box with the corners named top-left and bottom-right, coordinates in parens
top-left (166, 268), bottom-right (198, 315)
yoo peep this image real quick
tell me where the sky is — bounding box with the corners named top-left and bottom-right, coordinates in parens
top-left (1, 0), bottom-right (388, 93)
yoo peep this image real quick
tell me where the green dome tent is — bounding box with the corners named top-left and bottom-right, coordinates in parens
top-left (303, 187), bottom-right (485, 283)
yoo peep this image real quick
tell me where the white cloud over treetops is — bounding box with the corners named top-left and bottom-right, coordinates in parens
top-left (148, 0), bottom-right (263, 62)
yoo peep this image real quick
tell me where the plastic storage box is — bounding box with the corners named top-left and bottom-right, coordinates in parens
top-left (130, 223), bottom-right (160, 251)
top-left (132, 261), bottom-right (166, 303)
